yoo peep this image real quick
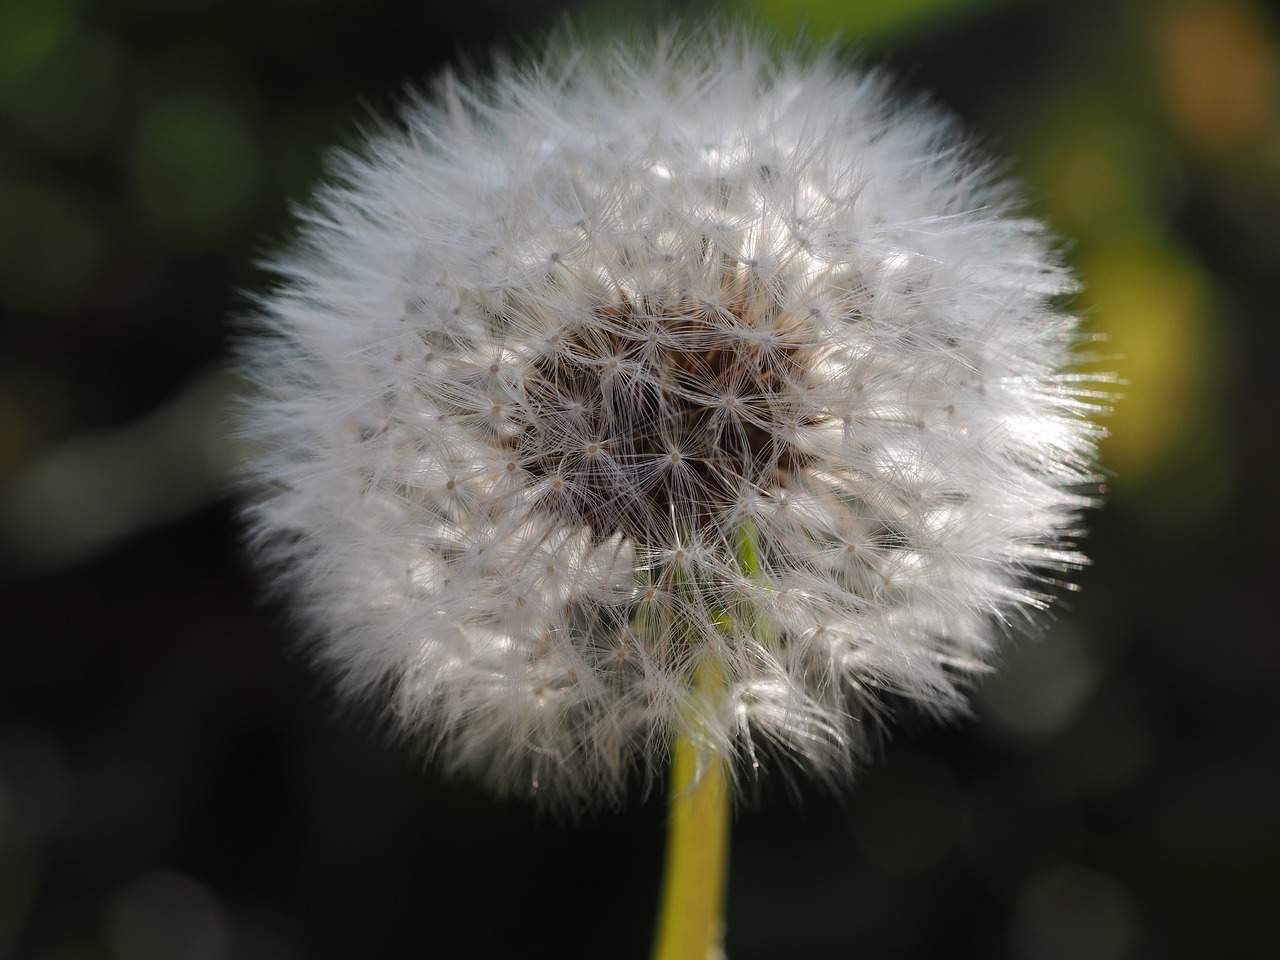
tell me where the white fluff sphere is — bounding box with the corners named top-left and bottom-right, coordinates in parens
top-left (239, 30), bottom-right (1103, 808)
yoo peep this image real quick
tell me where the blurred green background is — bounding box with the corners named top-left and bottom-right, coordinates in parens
top-left (2, 0), bottom-right (1277, 958)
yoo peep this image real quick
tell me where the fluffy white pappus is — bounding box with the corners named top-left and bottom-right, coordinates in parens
top-left (238, 29), bottom-right (1105, 810)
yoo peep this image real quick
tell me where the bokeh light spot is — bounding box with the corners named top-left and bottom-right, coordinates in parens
top-left (978, 621), bottom-right (1100, 740)
top-left (1013, 864), bottom-right (1138, 960)
top-left (1158, 1), bottom-right (1279, 154)
top-left (0, 0), bottom-right (79, 88)
top-left (1080, 245), bottom-right (1211, 478)
top-left (0, 26), bottom-right (123, 151)
top-left (130, 94), bottom-right (259, 242)
top-left (105, 871), bottom-right (230, 960)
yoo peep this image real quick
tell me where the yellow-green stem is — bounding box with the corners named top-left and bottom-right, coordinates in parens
top-left (652, 522), bottom-right (756, 960)
top-left (652, 729), bottom-right (731, 960)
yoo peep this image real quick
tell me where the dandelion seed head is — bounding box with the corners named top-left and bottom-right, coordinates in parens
top-left (239, 28), bottom-right (1106, 810)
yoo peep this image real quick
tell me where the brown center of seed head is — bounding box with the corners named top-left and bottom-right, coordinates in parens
top-left (518, 295), bottom-right (822, 541)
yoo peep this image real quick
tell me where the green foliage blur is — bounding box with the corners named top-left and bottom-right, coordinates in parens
top-left (2, 1), bottom-right (1277, 958)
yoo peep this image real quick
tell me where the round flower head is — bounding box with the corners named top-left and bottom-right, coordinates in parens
top-left (240, 30), bottom-right (1102, 809)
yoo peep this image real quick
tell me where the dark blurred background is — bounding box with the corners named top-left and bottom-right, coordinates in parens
top-left (2, 0), bottom-right (1277, 958)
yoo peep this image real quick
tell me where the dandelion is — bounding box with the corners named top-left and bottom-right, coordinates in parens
top-left (238, 26), bottom-right (1104, 960)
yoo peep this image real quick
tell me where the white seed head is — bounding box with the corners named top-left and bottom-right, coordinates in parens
top-left (238, 29), bottom-right (1105, 810)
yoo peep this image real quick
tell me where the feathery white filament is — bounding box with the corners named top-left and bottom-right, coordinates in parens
top-left (239, 31), bottom-right (1103, 808)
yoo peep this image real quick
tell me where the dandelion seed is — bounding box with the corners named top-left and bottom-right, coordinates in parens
top-left (238, 29), bottom-right (1106, 813)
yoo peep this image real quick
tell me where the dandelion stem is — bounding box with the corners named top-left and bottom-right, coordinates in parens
top-left (651, 704), bottom-right (731, 960)
top-left (653, 522), bottom-right (756, 960)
